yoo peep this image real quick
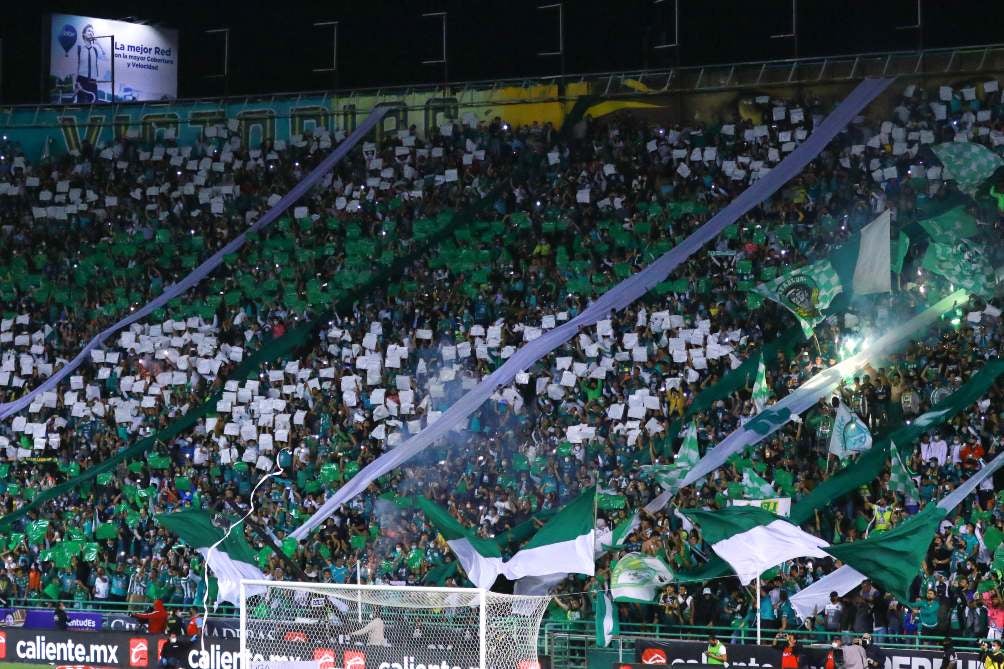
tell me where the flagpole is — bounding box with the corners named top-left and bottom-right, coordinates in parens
top-left (356, 560), bottom-right (362, 623)
top-left (755, 575), bottom-right (761, 646)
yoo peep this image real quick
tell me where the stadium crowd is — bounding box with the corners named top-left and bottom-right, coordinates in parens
top-left (0, 78), bottom-right (1003, 644)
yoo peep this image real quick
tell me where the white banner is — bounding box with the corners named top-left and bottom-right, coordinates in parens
top-left (645, 289), bottom-right (968, 513)
top-left (730, 497), bottom-right (791, 517)
top-left (49, 13), bottom-right (178, 103)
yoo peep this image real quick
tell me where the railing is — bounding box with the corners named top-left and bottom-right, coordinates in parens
top-left (543, 621), bottom-right (991, 669)
top-left (3, 597), bottom-right (239, 617)
top-left (3, 42), bottom-right (1004, 127)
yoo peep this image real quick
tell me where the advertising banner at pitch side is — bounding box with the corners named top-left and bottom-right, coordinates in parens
top-left (48, 13), bottom-right (179, 104)
top-left (633, 639), bottom-right (983, 669)
top-left (0, 627), bottom-right (543, 669)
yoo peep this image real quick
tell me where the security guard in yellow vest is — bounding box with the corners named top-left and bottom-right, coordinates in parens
top-left (871, 497), bottom-right (894, 533)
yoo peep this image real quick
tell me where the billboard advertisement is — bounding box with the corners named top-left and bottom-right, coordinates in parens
top-left (633, 638), bottom-right (983, 669)
top-left (47, 13), bottom-right (179, 104)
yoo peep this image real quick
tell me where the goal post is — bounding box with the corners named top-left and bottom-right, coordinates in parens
top-left (238, 580), bottom-right (551, 669)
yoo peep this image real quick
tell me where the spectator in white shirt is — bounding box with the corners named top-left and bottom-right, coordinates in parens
top-left (93, 567), bottom-right (110, 607)
top-left (948, 435), bottom-right (963, 465)
top-left (929, 434), bottom-right (949, 466)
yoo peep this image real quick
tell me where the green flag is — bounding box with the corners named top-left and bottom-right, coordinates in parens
top-left (829, 401), bottom-right (873, 458)
top-left (602, 512), bottom-right (640, 551)
top-left (676, 423), bottom-right (701, 467)
top-left (595, 587), bottom-right (620, 648)
top-left (157, 510), bottom-right (267, 605)
top-left (95, 523), bottom-right (119, 541)
top-left (824, 505), bottom-right (947, 601)
top-left (416, 497), bottom-right (503, 589)
top-left (639, 423), bottom-right (702, 494)
top-left (739, 470), bottom-right (776, 499)
top-left (610, 552), bottom-right (673, 603)
top-left (752, 353), bottom-right (770, 412)
top-left (503, 487), bottom-right (596, 580)
top-left (755, 258), bottom-right (842, 337)
top-left (888, 441), bottom-right (919, 500)
top-left (931, 143), bottom-right (1004, 194)
top-left (891, 231), bottom-right (910, 274)
top-left (922, 239), bottom-right (994, 297)
top-left (684, 506), bottom-right (830, 585)
top-left (27, 519), bottom-right (49, 544)
top-left (919, 206), bottom-right (980, 242)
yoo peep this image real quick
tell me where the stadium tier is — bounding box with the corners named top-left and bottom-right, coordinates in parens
top-left (0, 71), bottom-right (1003, 667)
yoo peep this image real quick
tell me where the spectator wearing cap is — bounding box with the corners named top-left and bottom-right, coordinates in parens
top-left (824, 592), bottom-right (844, 636)
top-left (842, 637), bottom-right (868, 669)
top-left (694, 586), bottom-right (721, 627)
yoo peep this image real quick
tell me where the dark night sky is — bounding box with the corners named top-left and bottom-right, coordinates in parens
top-left (4, 0), bottom-right (1004, 104)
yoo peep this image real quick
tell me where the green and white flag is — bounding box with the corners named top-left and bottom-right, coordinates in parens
top-left (610, 552), bottom-right (674, 602)
top-left (752, 354), bottom-right (771, 413)
top-left (684, 506), bottom-right (830, 585)
top-left (677, 422), bottom-right (701, 467)
top-left (851, 210), bottom-right (892, 295)
top-left (602, 511), bottom-right (640, 551)
top-left (932, 143), bottom-right (1004, 194)
top-left (919, 205), bottom-right (980, 242)
top-left (640, 464), bottom-right (687, 495)
top-left (755, 258), bottom-right (843, 338)
top-left (829, 401), bottom-right (873, 458)
top-left (922, 239), bottom-right (994, 296)
top-left (156, 510), bottom-right (267, 605)
top-left (888, 442), bottom-right (919, 500)
top-left (740, 470), bottom-right (777, 499)
top-left (416, 497), bottom-right (504, 589)
top-left (503, 487), bottom-right (595, 580)
top-left (639, 424), bottom-right (701, 495)
top-left (891, 231), bottom-right (910, 274)
top-left (595, 587), bottom-right (620, 648)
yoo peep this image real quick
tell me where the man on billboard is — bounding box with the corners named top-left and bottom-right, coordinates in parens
top-left (75, 24), bottom-right (106, 103)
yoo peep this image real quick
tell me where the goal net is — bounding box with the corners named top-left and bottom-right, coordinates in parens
top-left (238, 581), bottom-right (551, 669)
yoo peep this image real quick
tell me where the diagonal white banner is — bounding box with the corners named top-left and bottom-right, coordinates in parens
top-left (644, 289), bottom-right (969, 513)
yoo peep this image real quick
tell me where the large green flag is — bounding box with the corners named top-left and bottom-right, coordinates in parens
top-left (755, 258), bottom-right (843, 337)
top-left (502, 487), bottom-right (596, 580)
top-left (921, 239), bottom-right (994, 296)
top-left (157, 510), bottom-right (266, 605)
top-left (415, 497), bottom-right (503, 589)
top-left (824, 505), bottom-right (947, 601)
top-left (684, 507), bottom-right (829, 585)
top-left (931, 143), bottom-right (1004, 194)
